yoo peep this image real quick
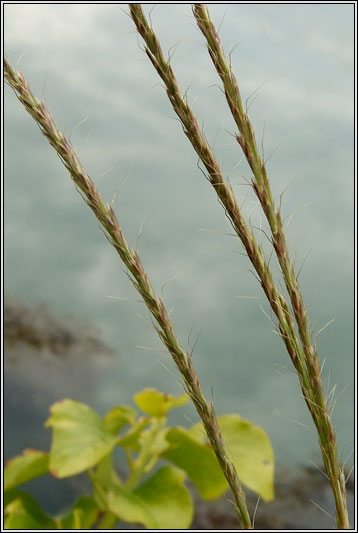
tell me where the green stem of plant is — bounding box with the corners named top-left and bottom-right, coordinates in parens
top-left (97, 512), bottom-right (118, 530)
top-left (4, 57), bottom-right (252, 530)
top-left (124, 418), bottom-right (164, 492)
top-left (192, 4), bottom-right (349, 529)
top-left (87, 468), bottom-right (108, 511)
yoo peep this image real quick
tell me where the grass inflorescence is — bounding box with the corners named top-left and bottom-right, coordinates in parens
top-left (4, 56), bottom-right (252, 529)
top-left (129, 3), bottom-right (350, 529)
top-left (4, 2), bottom-right (350, 528)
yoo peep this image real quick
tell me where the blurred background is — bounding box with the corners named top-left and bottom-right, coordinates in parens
top-left (4, 2), bottom-right (354, 513)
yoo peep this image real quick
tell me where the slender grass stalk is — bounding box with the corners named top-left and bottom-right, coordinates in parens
top-left (4, 57), bottom-right (252, 530)
top-left (192, 4), bottom-right (349, 529)
top-left (128, 4), bottom-right (309, 386)
top-left (129, 4), bottom-right (349, 529)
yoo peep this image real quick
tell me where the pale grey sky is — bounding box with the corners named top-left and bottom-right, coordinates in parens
top-left (4, 3), bottom-right (354, 467)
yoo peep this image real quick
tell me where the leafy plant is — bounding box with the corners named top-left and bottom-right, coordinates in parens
top-left (4, 388), bottom-right (274, 529)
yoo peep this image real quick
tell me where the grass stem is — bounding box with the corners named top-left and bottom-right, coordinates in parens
top-left (4, 57), bottom-right (252, 530)
top-left (192, 5), bottom-right (349, 528)
top-left (129, 4), bottom-right (349, 528)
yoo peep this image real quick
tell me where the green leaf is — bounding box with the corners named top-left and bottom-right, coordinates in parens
top-left (108, 488), bottom-right (150, 528)
top-left (217, 414), bottom-right (274, 501)
top-left (161, 428), bottom-right (227, 499)
top-left (190, 415), bottom-right (274, 501)
top-left (104, 405), bottom-right (137, 434)
top-left (95, 452), bottom-right (122, 490)
top-left (89, 454), bottom-right (122, 510)
top-left (4, 449), bottom-right (49, 491)
top-left (4, 490), bottom-right (56, 530)
top-left (186, 422), bottom-right (206, 443)
top-left (45, 399), bottom-right (118, 477)
top-left (108, 466), bottom-right (193, 529)
top-left (134, 388), bottom-right (188, 417)
top-left (59, 496), bottom-right (101, 529)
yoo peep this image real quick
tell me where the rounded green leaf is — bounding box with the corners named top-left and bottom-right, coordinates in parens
top-left (104, 405), bottom-right (137, 434)
top-left (134, 388), bottom-right (188, 417)
top-left (4, 490), bottom-right (56, 530)
top-left (108, 466), bottom-right (193, 529)
top-left (4, 449), bottom-right (49, 491)
top-left (161, 428), bottom-right (227, 500)
top-left (94, 452), bottom-right (123, 491)
top-left (166, 416), bottom-right (274, 502)
top-left (58, 496), bottom-right (101, 529)
top-left (108, 487), bottom-right (153, 528)
top-left (189, 415), bottom-right (274, 501)
top-left (45, 399), bottom-right (118, 478)
top-left (217, 414), bottom-right (274, 501)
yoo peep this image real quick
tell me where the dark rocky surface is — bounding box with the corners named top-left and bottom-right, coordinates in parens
top-left (192, 467), bottom-right (355, 530)
top-left (4, 295), bottom-right (113, 459)
top-left (4, 294), bottom-right (109, 355)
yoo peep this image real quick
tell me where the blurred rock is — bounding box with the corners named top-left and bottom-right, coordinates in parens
top-left (4, 295), bottom-right (113, 459)
top-left (4, 294), bottom-right (110, 356)
top-left (192, 466), bottom-right (355, 530)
